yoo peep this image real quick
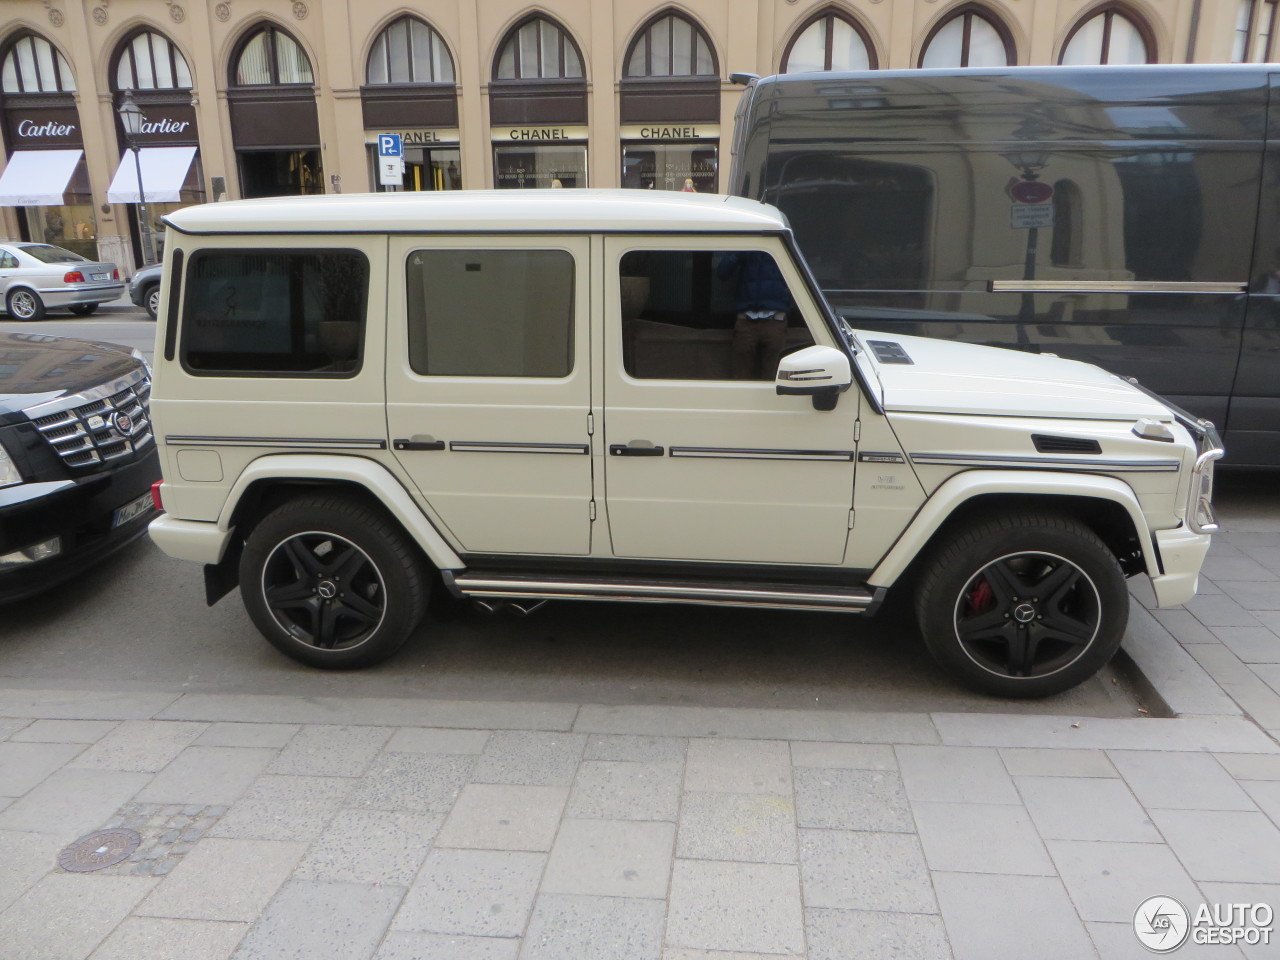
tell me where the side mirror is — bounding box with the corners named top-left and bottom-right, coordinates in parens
top-left (775, 345), bottom-right (853, 411)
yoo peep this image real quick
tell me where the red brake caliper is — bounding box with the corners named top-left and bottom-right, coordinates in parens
top-left (966, 578), bottom-right (995, 615)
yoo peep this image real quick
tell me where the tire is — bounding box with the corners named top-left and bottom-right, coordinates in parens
top-left (238, 494), bottom-right (430, 669)
top-left (69, 303), bottom-right (98, 316)
top-left (144, 284), bottom-right (160, 320)
top-left (6, 288), bottom-right (45, 321)
top-left (914, 512), bottom-right (1128, 698)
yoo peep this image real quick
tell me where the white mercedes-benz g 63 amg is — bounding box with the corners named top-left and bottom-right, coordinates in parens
top-left (147, 190), bottom-right (1221, 697)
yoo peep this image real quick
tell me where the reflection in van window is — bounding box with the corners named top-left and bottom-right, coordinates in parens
top-left (181, 250), bottom-right (368, 376)
top-left (406, 249), bottom-right (574, 377)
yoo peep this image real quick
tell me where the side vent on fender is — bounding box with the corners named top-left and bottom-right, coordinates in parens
top-left (1032, 434), bottom-right (1102, 455)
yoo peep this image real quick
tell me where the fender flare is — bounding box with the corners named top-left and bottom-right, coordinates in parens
top-left (868, 469), bottom-right (1155, 588)
top-left (220, 453), bottom-right (465, 571)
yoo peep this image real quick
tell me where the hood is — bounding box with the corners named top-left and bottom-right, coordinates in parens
top-left (0, 333), bottom-right (140, 418)
top-left (857, 331), bottom-right (1173, 421)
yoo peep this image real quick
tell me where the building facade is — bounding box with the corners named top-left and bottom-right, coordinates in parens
top-left (0, 0), bottom-right (1271, 273)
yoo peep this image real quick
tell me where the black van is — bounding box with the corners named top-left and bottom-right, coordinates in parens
top-left (729, 65), bottom-right (1280, 466)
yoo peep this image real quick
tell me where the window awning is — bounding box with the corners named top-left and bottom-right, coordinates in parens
top-left (107, 146), bottom-right (197, 203)
top-left (0, 150), bottom-right (83, 206)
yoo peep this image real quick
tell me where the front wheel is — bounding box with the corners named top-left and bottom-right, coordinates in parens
top-left (239, 494), bottom-right (430, 669)
top-left (144, 285), bottom-right (160, 320)
top-left (6, 288), bottom-right (45, 321)
top-left (915, 513), bottom-right (1128, 698)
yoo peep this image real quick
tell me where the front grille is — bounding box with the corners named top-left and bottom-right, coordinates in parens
top-left (29, 376), bottom-right (154, 468)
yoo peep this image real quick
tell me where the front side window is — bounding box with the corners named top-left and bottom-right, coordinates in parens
top-left (919, 7), bottom-right (1015, 68)
top-left (406, 249), bottom-right (574, 377)
top-left (182, 250), bottom-right (367, 376)
top-left (619, 249), bottom-right (812, 381)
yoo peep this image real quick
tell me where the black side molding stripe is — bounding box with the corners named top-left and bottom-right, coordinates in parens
top-left (165, 436), bottom-right (387, 450)
top-left (669, 446), bottom-right (855, 462)
top-left (449, 441), bottom-right (589, 455)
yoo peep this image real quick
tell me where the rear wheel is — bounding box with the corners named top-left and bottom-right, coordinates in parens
top-left (69, 303), bottom-right (98, 316)
top-left (239, 494), bottom-right (430, 669)
top-left (144, 285), bottom-right (160, 320)
top-left (915, 512), bottom-right (1128, 698)
top-left (6, 288), bottom-right (44, 321)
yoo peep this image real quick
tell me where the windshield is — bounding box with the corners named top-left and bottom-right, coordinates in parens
top-left (19, 244), bottom-right (88, 264)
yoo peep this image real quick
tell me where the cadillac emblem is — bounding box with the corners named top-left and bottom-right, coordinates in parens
top-left (110, 411), bottom-right (135, 437)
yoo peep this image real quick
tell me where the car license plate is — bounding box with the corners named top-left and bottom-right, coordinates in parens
top-left (112, 492), bottom-right (153, 528)
top-left (91, 272), bottom-right (109, 281)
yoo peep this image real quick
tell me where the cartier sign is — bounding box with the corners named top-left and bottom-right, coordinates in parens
top-left (4, 105), bottom-right (83, 147)
top-left (17, 119), bottom-right (77, 138)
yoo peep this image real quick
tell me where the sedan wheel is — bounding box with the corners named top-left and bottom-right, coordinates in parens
top-left (145, 286), bottom-right (160, 320)
top-left (6, 288), bottom-right (44, 321)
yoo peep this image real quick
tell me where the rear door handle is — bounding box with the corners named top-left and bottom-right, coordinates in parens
top-left (610, 441), bottom-right (665, 457)
top-left (393, 437), bottom-right (445, 451)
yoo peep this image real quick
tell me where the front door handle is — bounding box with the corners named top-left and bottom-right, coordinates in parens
top-left (610, 441), bottom-right (665, 457)
top-left (394, 436), bottom-right (445, 451)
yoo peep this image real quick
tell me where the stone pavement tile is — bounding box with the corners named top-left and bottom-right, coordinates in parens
top-left (790, 741), bottom-right (897, 770)
top-left (1258, 610), bottom-right (1280, 634)
top-left (472, 731), bottom-right (587, 786)
top-left (1198, 881), bottom-right (1280, 959)
top-left (208, 774), bottom-right (354, 841)
top-left (1186, 594), bottom-right (1262, 628)
top-left (566, 760), bottom-right (682, 821)
top-left (1151, 609), bottom-right (1220, 643)
top-left (934, 713), bottom-right (1279, 753)
top-left (0, 741), bottom-right (86, 796)
top-left (1214, 627), bottom-right (1280, 664)
top-left (685, 738), bottom-right (792, 794)
top-left (1215, 753), bottom-right (1280, 781)
top-left (1046, 839), bottom-right (1202, 923)
top-left (134, 747), bottom-right (277, 806)
top-left (1203, 556), bottom-right (1278, 582)
top-left (9, 719), bottom-right (119, 743)
top-left (0, 688), bottom-right (177, 721)
top-left (1187, 648), bottom-right (1280, 729)
top-left (793, 767), bottom-right (913, 832)
top-left (1151, 809), bottom-right (1280, 883)
top-left (0, 769), bottom-right (152, 840)
top-left (71, 721), bottom-right (207, 772)
top-left (584, 734), bottom-right (688, 763)
top-left (392, 848), bottom-right (544, 938)
top-left (375, 932), bottom-right (519, 960)
top-left (1129, 575), bottom-right (1159, 608)
top-left (799, 829), bottom-right (936, 913)
top-left (385, 727), bottom-right (491, 755)
top-left (1087, 922), bottom-right (1246, 959)
top-left (1123, 602), bottom-right (1244, 718)
top-left (1217, 581), bottom-right (1280, 612)
top-left (230, 879), bottom-right (404, 960)
top-left (520, 893), bottom-right (665, 960)
top-left (663, 952), bottom-right (797, 960)
top-left (1255, 665), bottom-right (1280, 698)
top-left (896, 745), bottom-right (1020, 804)
top-left (295, 809), bottom-right (443, 885)
top-left (1107, 751), bottom-right (1257, 811)
top-left (1017, 776), bottom-right (1160, 842)
top-left (666, 860), bottom-right (805, 955)
top-left (1240, 781), bottom-right (1280, 829)
top-left (911, 801), bottom-right (1054, 876)
top-left (574, 704), bottom-right (939, 745)
top-left (0, 717), bottom-right (31, 739)
top-left (0, 874), bottom-right (157, 960)
top-left (1237, 543), bottom-right (1280, 566)
top-left (194, 723), bottom-right (300, 749)
top-left (348, 753), bottom-right (475, 812)
top-left (0, 829), bottom-right (65, 913)
top-left (88, 917), bottom-right (248, 960)
top-left (677, 792), bottom-right (797, 864)
top-left (542, 818), bottom-right (675, 898)
top-left (805, 907), bottom-right (953, 960)
top-left (933, 872), bottom-right (1095, 960)
top-left (437, 784), bottom-right (568, 851)
top-left (999, 748), bottom-right (1118, 778)
top-left (266, 725), bottom-right (392, 777)
top-left (137, 838), bottom-right (307, 922)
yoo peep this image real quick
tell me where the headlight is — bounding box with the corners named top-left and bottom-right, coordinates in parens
top-left (0, 442), bottom-right (21, 489)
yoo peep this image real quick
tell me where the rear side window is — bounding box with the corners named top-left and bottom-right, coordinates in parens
top-left (181, 249), bottom-right (368, 376)
top-left (406, 249), bottom-right (574, 377)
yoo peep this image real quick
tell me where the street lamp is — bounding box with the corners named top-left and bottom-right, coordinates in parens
top-left (117, 92), bottom-right (154, 266)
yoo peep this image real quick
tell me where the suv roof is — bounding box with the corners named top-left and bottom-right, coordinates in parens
top-left (164, 190), bottom-right (790, 236)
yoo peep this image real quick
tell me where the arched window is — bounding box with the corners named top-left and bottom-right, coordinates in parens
top-left (494, 17), bottom-right (583, 80)
top-left (1059, 6), bottom-right (1154, 64)
top-left (782, 9), bottom-right (876, 73)
top-left (232, 23), bottom-right (313, 85)
top-left (1, 33), bottom-right (75, 93)
top-left (367, 16), bottom-right (454, 84)
top-left (919, 6), bottom-right (1015, 68)
top-left (624, 12), bottom-right (716, 78)
top-left (114, 30), bottom-right (192, 90)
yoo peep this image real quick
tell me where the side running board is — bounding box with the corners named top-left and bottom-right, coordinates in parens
top-left (444, 571), bottom-right (883, 614)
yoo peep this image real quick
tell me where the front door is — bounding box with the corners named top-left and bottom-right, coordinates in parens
top-left (386, 236), bottom-right (593, 555)
top-left (602, 236), bottom-right (859, 565)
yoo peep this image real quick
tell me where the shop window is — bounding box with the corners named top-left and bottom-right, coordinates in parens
top-left (233, 25), bottom-right (313, 85)
top-left (495, 18), bottom-right (583, 80)
top-left (115, 31), bottom-right (192, 90)
top-left (367, 17), bottom-right (455, 84)
top-left (919, 6), bottom-right (1015, 68)
top-left (624, 13), bottom-right (716, 77)
top-left (1, 33), bottom-right (75, 93)
top-left (1060, 5), bottom-right (1154, 64)
top-left (494, 144), bottom-right (588, 189)
top-left (782, 10), bottom-right (877, 72)
top-left (621, 142), bottom-right (717, 192)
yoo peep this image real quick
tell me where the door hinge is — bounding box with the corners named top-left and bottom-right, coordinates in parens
top-left (848, 509), bottom-right (856, 529)
top-left (587, 413), bottom-right (595, 436)
top-left (590, 500), bottom-right (597, 521)
top-left (853, 420), bottom-right (861, 443)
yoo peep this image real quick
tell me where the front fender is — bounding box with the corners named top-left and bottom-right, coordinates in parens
top-left (867, 470), bottom-right (1154, 588)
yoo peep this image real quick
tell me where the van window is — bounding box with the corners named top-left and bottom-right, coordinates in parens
top-left (406, 249), bottom-right (574, 377)
top-left (181, 249), bottom-right (367, 376)
top-left (618, 249), bottom-right (812, 381)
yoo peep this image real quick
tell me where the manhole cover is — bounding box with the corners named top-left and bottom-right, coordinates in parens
top-left (57, 829), bottom-right (141, 873)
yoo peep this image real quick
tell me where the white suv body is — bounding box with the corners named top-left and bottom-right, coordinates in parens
top-left (147, 190), bottom-right (1221, 697)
